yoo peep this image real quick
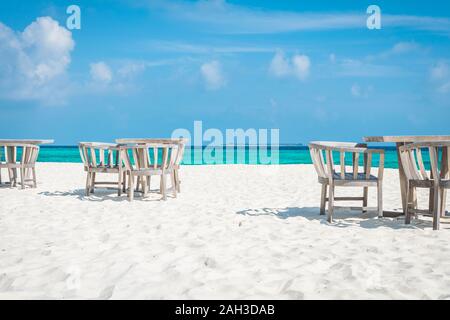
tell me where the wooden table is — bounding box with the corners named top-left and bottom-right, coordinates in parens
top-left (115, 138), bottom-right (187, 144)
top-left (364, 136), bottom-right (450, 217)
top-left (0, 139), bottom-right (54, 186)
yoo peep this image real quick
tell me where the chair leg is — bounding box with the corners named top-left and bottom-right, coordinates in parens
top-left (147, 175), bottom-right (152, 191)
top-left (171, 173), bottom-right (177, 198)
top-left (363, 186), bottom-right (368, 213)
top-left (327, 183), bottom-right (334, 223)
top-left (20, 168), bottom-right (25, 189)
top-left (122, 171), bottom-right (127, 192)
top-left (433, 186), bottom-right (441, 231)
top-left (142, 176), bottom-right (148, 197)
top-left (136, 177), bottom-right (141, 192)
top-left (11, 168), bottom-right (17, 187)
top-left (320, 184), bottom-right (327, 215)
top-left (175, 169), bottom-right (181, 193)
top-left (440, 189), bottom-right (447, 218)
top-left (90, 172), bottom-right (96, 193)
top-left (128, 173), bottom-right (134, 201)
top-left (377, 182), bottom-right (383, 218)
top-left (118, 170), bottom-right (122, 196)
top-left (405, 183), bottom-right (411, 224)
top-left (141, 177), bottom-right (147, 195)
top-left (32, 168), bottom-right (37, 188)
top-left (161, 174), bottom-right (167, 201)
top-left (85, 172), bottom-right (91, 196)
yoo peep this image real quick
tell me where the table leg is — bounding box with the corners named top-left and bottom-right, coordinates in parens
top-left (6, 146), bottom-right (17, 187)
top-left (439, 146), bottom-right (449, 217)
top-left (396, 142), bottom-right (408, 215)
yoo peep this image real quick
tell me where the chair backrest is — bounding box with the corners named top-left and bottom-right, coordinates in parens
top-left (0, 143), bottom-right (39, 165)
top-left (121, 143), bottom-right (182, 172)
top-left (399, 141), bottom-right (450, 183)
top-left (308, 141), bottom-right (384, 181)
top-left (21, 144), bottom-right (40, 165)
top-left (0, 146), bottom-right (4, 164)
top-left (78, 142), bottom-right (120, 168)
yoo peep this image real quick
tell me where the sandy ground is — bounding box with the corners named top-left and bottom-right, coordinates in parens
top-left (0, 163), bottom-right (450, 299)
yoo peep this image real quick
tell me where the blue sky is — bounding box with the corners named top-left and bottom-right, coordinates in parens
top-left (1, 0), bottom-right (450, 144)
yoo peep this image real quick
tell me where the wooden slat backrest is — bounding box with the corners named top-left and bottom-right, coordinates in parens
top-left (143, 143), bottom-right (179, 171)
top-left (0, 144), bottom-right (39, 165)
top-left (309, 147), bottom-right (327, 178)
top-left (119, 143), bottom-right (178, 172)
top-left (78, 142), bottom-right (119, 168)
top-left (399, 142), bottom-right (450, 182)
top-left (175, 142), bottom-right (185, 166)
top-left (121, 147), bottom-right (134, 171)
top-left (309, 141), bottom-right (384, 181)
top-left (20, 145), bottom-right (39, 165)
top-left (429, 146), bottom-right (439, 186)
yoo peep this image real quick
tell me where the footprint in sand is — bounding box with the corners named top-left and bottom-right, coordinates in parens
top-left (99, 234), bottom-right (110, 243)
top-left (203, 257), bottom-right (216, 268)
top-left (98, 285), bottom-right (115, 299)
top-left (0, 274), bottom-right (14, 291)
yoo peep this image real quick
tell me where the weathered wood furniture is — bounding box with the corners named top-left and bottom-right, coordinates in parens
top-left (0, 139), bottom-right (53, 188)
top-left (399, 141), bottom-right (450, 230)
top-left (364, 136), bottom-right (450, 217)
top-left (308, 141), bottom-right (385, 222)
top-left (120, 143), bottom-right (184, 201)
top-left (78, 142), bottom-right (125, 196)
top-left (116, 138), bottom-right (186, 193)
top-left (0, 143), bottom-right (39, 188)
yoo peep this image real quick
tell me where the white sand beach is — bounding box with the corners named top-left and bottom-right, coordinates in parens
top-left (1, 163), bottom-right (450, 299)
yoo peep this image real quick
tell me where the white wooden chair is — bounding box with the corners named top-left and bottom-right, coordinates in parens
top-left (172, 141), bottom-right (185, 193)
top-left (0, 143), bottom-right (39, 188)
top-left (0, 146), bottom-right (4, 185)
top-left (120, 143), bottom-right (182, 201)
top-left (399, 141), bottom-right (450, 230)
top-left (308, 141), bottom-right (385, 222)
top-left (78, 142), bottom-right (125, 196)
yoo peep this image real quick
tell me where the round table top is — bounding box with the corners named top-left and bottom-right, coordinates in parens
top-left (115, 138), bottom-right (188, 144)
top-left (0, 139), bottom-right (54, 145)
top-left (364, 136), bottom-right (450, 143)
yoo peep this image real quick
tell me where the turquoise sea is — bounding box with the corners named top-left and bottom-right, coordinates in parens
top-left (33, 145), bottom-right (414, 169)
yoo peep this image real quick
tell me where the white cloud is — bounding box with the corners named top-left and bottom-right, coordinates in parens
top-left (0, 16), bottom-right (74, 104)
top-left (351, 84), bottom-right (361, 97)
top-left (148, 40), bottom-right (273, 54)
top-left (292, 55), bottom-right (310, 80)
top-left (351, 83), bottom-right (373, 98)
top-left (329, 53), bottom-right (336, 63)
top-left (200, 60), bottom-right (225, 90)
top-left (269, 51), bottom-right (310, 80)
top-left (269, 51), bottom-right (290, 77)
top-left (430, 61), bottom-right (450, 94)
top-left (147, 0), bottom-right (450, 35)
top-left (438, 82), bottom-right (450, 93)
top-left (90, 62), bottom-right (113, 83)
top-left (117, 62), bottom-right (147, 78)
top-left (431, 61), bottom-right (449, 80)
top-left (391, 41), bottom-right (419, 54)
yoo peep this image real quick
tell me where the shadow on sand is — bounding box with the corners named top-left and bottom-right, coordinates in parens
top-left (236, 207), bottom-right (433, 230)
top-left (39, 188), bottom-right (170, 202)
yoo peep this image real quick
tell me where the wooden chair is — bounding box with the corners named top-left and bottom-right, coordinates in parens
top-left (78, 142), bottom-right (125, 196)
top-left (399, 141), bottom-right (450, 230)
top-left (308, 141), bottom-right (385, 222)
top-left (172, 141), bottom-right (185, 193)
top-left (0, 146), bottom-right (4, 185)
top-left (120, 143), bottom-right (182, 201)
top-left (0, 143), bottom-right (39, 189)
